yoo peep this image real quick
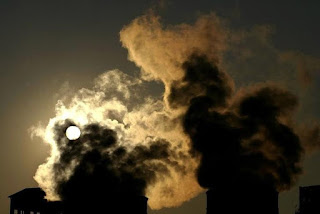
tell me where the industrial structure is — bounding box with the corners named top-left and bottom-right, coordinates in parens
top-left (206, 184), bottom-right (279, 214)
top-left (10, 185), bottom-right (320, 214)
top-left (9, 188), bottom-right (148, 214)
top-left (296, 185), bottom-right (320, 214)
top-left (8, 188), bottom-right (62, 214)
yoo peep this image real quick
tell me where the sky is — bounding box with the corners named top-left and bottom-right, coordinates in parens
top-left (1, 1), bottom-right (320, 214)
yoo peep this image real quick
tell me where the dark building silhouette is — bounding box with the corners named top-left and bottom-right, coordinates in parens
top-left (8, 188), bottom-right (63, 214)
top-left (296, 185), bottom-right (320, 214)
top-left (206, 182), bottom-right (279, 214)
top-left (9, 188), bottom-right (148, 214)
top-left (62, 195), bottom-right (148, 214)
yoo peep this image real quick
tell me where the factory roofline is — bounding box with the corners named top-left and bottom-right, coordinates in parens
top-left (8, 188), bottom-right (45, 198)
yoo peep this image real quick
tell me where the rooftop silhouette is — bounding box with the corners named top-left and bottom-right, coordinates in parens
top-left (9, 188), bottom-right (62, 214)
top-left (9, 188), bottom-right (148, 214)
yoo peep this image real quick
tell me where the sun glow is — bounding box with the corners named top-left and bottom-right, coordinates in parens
top-left (66, 126), bottom-right (81, 140)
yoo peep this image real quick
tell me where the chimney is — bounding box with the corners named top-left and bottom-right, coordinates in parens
top-left (63, 195), bottom-right (148, 214)
top-left (206, 184), bottom-right (279, 214)
top-left (297, 185), bottom-right (320, 214)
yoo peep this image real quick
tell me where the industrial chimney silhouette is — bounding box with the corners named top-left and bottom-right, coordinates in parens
top-left (296, 185), bottom-right (320, 214)
top-left (63, 194), bottom-right (148, 214)
top-left (206, 179), bottom-right (279, 214)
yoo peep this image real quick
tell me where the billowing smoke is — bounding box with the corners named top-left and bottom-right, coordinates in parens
top-left (53, 120), bottom-right (176, 199)
top-left (120, 12), bottom-right (318, 192)
top-left (120, 12), bottom-right (229, 110)
top-left (161, 52), bottom-right (303, 191)
top-left (168, 53), bottom-right (233, 110)
top-left (180, 55), bottom-right (303, 190)
top-left (31, 11), bottom-right (320, 210)
top-left (30, 70), bottom-right (201, 209)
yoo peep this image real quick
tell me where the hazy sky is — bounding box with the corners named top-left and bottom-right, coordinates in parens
top-left (1, 1), bottom-right (319, 214)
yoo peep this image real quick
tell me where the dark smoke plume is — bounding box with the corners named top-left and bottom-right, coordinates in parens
top-left (169, 53), bottom-right (233, 109)
top-left (50, 119), bottom-right (182, 206)
top-left (173, 54), bottom-right (304, 191)
top-left (119, 13), bottom-right (320, 196)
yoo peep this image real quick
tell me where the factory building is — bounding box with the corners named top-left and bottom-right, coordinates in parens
top-left (9, 188), bottom-right (148, 214)
top-left (8, 188), bottom-right (62, 214)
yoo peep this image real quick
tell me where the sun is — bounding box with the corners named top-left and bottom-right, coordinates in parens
top-left (66, 126), bottom-right (81, 140)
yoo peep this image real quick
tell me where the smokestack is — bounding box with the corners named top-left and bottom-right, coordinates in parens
top-left (63, 195), bottom-right (148, 214)
top-left (297, 185), bottom-right (320, 214)
top-left (206, 183), bottom-right (279, 214)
